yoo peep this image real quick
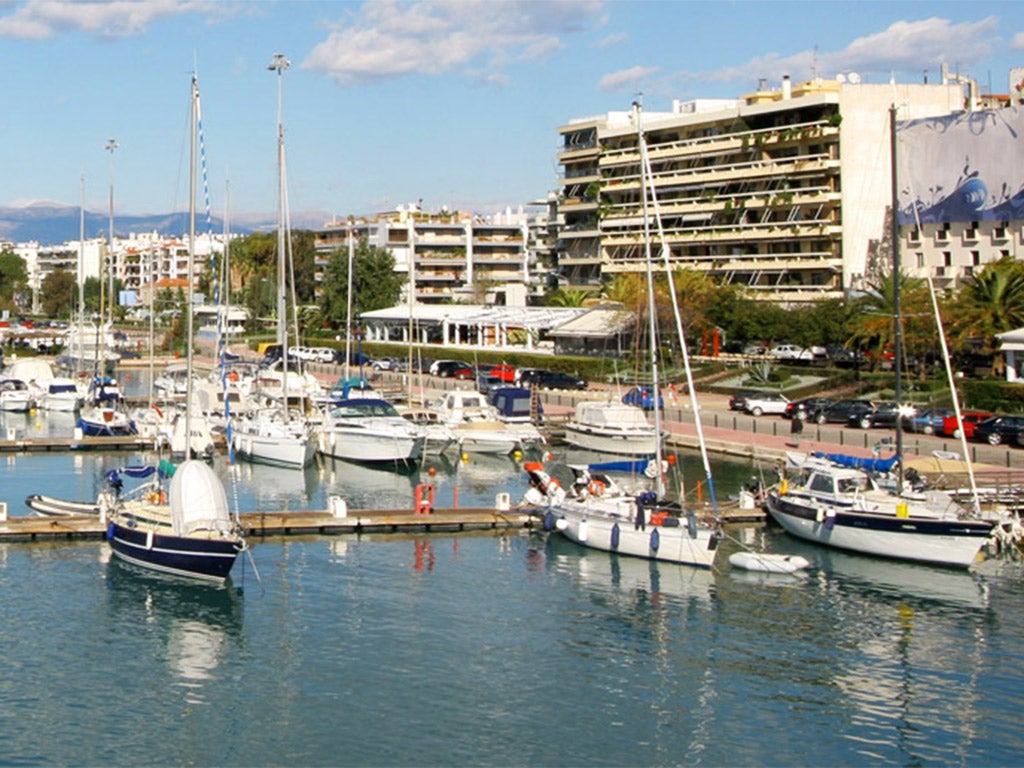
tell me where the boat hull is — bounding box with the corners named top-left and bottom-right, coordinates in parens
top-left (545, 501), bottom-right (719, 569)
top-left (765, 490), bottom-right (995, 568)
top-left (562, 424), bottom-right (663, 456)
top-left (106, 520), bottom-right (239, 582)
top-left (232, 429), bottom-right (315, 468)
top-left (317, 428), bottom-right (424, 463)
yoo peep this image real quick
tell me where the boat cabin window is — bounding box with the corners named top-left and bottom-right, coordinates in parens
top-left (837, 476), bottom-right (869, 493)
top-left (809, 474), bottom-right (834, 494)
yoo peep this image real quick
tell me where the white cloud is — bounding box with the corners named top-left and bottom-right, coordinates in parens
top-left (598, 65), bottom-right (660, 93)
top-left (303, 0), bottom-right (605, 86)
top-left (1013, 31), bottom-right (1024, 49)
top-left (0, 0), bottom-right (223, 40)
top-left (596, 31), bottom-right (626, 49)
top-left (689, 16), bottom-right (1002, 87)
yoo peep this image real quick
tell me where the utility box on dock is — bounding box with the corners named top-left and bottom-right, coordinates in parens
top-left (328, 495), bottom-right (348, 518)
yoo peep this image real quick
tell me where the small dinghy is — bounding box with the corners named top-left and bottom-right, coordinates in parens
top-left (26, 494), bottom-right (101, 517)
top-left (729, 551), bottom-right (811, 574)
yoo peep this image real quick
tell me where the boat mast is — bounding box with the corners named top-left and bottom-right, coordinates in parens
top-left (344, 227), bottom-right (354, 382)
top-left (889, 105), bottom-right (904, 492)
top-left (269, 53), bottom-right (290, 420)
top-left (185, 74), bottom-right (199, 458)
top-left (634, 101), bottom-right (665, 497)
top-left (77, 176), bottom-right (86, 376)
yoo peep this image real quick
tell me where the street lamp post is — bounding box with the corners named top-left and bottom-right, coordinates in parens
top-left (105, 138), bottom-right (118, 326)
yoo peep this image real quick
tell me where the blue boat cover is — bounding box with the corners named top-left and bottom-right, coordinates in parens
top-left (812, 452), bottom-right (899, 473)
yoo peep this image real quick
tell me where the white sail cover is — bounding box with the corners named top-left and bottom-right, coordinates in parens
top-left (169, 460), bottom-right (233, 537)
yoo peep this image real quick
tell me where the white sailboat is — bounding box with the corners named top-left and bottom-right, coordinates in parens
top-left (104, 73), bottom-right (246, 583)
top-left (231, 53), bottom-right (314, 469)
top-left (764, 105), bottom-right (997, 567)
top-left (525, 102), bottom-right (722, 568)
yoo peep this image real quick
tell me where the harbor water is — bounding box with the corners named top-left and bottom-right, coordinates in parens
top-left (0, 406), bottom-right (1023, 765)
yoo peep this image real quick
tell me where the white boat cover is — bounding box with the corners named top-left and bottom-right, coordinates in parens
top-left (169, 460), bottom-right (233, 537)
top-left (573, 401), bottom-right (651, 428)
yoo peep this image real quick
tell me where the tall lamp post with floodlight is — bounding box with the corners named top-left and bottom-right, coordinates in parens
top-left (105, 138), bottom-right (118, 326)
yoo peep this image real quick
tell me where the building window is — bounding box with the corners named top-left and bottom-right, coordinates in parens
top-left (916, 252), bottom-right (925, 269)
top-left (971, 250), bottom-right (981, 266)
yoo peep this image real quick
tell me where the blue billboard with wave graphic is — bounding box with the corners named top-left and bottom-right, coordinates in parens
top-left (896, 107), bottom-right (1024, 225)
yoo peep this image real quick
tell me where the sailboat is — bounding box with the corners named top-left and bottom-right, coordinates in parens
top-left (523, 102), bottom-right (722, 568)
top-left (231, 54), bottom-right (315, 469)
top-left (105, 74), bottom-right (246, 582)
top-left (764, 105), bottom-right (997, 568)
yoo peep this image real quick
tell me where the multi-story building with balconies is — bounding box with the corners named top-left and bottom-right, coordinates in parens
top-left (314, 205), bottom-right (541, 305)
top-left (556, 74), bottom-right (1012, 302)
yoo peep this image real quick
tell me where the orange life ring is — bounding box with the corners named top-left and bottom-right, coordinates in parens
top-left (228, 371), bottom-right (239, 382)
top-left (650, 510), bottom-right (668, 526)
top-left (587, 480), bottom-right (605, 497)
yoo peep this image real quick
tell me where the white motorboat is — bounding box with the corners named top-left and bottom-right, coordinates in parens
top-left (563, 400), bottom-right (665, 456)
top-left (400, 407), bottom-right (457, 455)
top-left (764, 460), bottom-right (996, 568)
top-left (317, 397), bottom-right (425, 464)
top-left (232, 408), bottom-right (315, 468)
top-left (0, 378), bottom-right (33, 412)
top-left (40, 377), bottom-right (85, 412)
top-left (430, 389), bottom-right (523, 455)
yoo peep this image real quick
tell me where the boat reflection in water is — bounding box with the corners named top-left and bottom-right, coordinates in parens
top-left (104, 557), bottom-right (243, 705)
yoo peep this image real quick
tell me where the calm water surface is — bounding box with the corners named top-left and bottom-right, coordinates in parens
top-left (0, 408), bottom-right (1021, 766)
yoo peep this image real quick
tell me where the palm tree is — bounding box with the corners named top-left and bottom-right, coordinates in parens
top-left (948, 256), bottom-right (1024, 373)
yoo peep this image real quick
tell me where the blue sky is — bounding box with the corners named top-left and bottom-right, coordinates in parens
top-left (2, 0), bottom-right (1022, 226)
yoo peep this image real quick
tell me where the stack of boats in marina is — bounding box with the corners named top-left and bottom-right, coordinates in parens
top-left (427, 388), bottom-right (542, 456)
top-left (0, 358), bottom-right (86, 413)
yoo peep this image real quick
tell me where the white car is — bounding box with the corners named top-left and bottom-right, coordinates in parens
top-left (743, 392), bottom-right (791, 416)
top-left (768, 344), bottom-right (808, 361)
top-left (306, 347), bottom-right (336, 363)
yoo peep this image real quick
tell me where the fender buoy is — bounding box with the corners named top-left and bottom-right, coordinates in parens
top-left (544, 511), bottom-right (555, 531)
top-left (587, 480), bottom-right (605, 497)
top-left (610, 523), bottom-right (620, 549)
top-left (106, 522), bottom-right (115, 541)
top-left (650, 528), bottom-right (660, 552)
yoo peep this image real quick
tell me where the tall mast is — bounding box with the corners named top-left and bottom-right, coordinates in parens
top-left (268, 53), bottom-right (290, 419)
top-left (185, 75), bottom-right (199, 457)
top-left (889, 105), bottom-right (904, 492)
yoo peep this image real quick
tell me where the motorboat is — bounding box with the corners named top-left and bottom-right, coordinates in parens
top-left (563, 400), bottom-right (665, 456)
top-left (399, 407), bottom-right (457, 455)
top-left (488, 386), bottom-right (545, 448)
top-left (153, 362), bottom-right (192, 398)
top-left (764, 459), bottom-right (997, 568)
top-left (0, 378), bottom-right (33, 412)
top-left (40, 377), bottom-right (84, 412)
top-left (317, 397), bottom-right (425, 464)
top-left (104, 460), bottom-right (245, 582)
top-left (232, 407), bottom-right (315, 468)
top-left (430, 389), bottom-right (523, 455)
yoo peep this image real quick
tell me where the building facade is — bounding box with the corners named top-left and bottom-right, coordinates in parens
top-left (314, 205), bottom-right (544, 306)
top-left (556, 74), bottom-right (1017, 302)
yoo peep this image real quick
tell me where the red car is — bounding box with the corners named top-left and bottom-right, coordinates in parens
top-left (942, 410), bottom-right (994, 439)
top-left (490, 364), bottom-right (518, 383)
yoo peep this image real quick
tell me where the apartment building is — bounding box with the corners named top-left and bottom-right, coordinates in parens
top-left (556, 74), bottom-right (1009, 302)
top-left (314, 204), bottom-right (542, 305)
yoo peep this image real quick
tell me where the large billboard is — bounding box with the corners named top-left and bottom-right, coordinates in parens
top-left (896, 107), bottom-right (1024, 225)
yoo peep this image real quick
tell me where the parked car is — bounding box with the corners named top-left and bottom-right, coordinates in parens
top-left (432, 360), bottom-right (474, 379)
top-left (848, 401), bottom-right (907, 429)
top-left (811, 399), bottom-right (875, 425)
top-left (941, 410), bottom-right (994, 439)
top-left (516, 368), bottom-right (587, 390)
top-left (742, 343), bottom-right (768, 356)
top-left (372, 356), bottom-right (408, 372)
top-left (728, 390), bottom-right (759, 411)
top-left (972, 415), bottom-right (1024, 445)
top-left (904, 408), bottom-right (954, 434)
top-left (784, 397), bottom-right (834, 420)
top-left (303, 346), bottom-right (336, 363)
top-left (825, 345), bottom-right (862, 368)
top-left (768, 344), bottom-right (807, 361)
top-left (743, 392), bottom-right (790, 416)
top-left (488, 364), bottom-right (518, 383)
top-left (622, 386), bottom-right (663, 411)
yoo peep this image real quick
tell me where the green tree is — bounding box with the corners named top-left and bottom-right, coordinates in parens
top-left (847, 269), bottom-right (934, 375)
top-left (545, 288), bottom-right (595, 307)
top-left (40, 269), bottom-right (78, 319)
top-left (320, 239), bottom-right (404, 329)
top-left (0, 251), bottom-right (28, 307)
top-left (947, 256), bottom-right (1024, 373)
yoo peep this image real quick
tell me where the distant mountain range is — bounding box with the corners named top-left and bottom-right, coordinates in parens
top-left (0, 202), bottom-right (333, 246)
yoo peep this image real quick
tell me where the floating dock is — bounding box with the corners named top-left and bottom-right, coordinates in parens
top-left (0, 434), bottom-right (159, 453)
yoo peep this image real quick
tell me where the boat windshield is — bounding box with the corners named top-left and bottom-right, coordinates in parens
top-left (330, 401), bottom-right (400, 419)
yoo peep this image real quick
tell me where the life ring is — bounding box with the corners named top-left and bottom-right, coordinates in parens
top-left (228, 371), bottom-right (239, 382)
top-left (587, 480), bottom-right (605, 497)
